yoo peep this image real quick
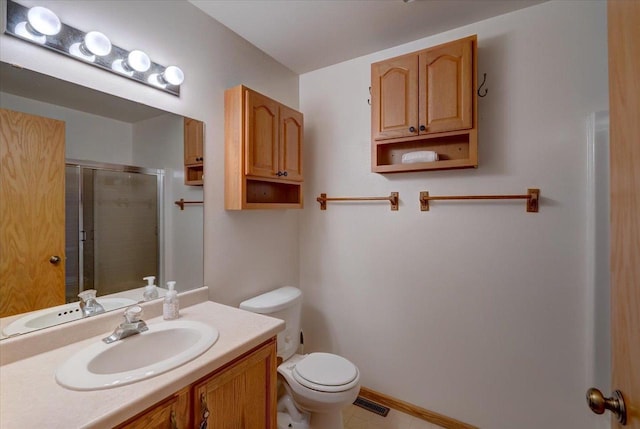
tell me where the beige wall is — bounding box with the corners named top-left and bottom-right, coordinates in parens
top-left (299, 2), bottom-right (608, 428)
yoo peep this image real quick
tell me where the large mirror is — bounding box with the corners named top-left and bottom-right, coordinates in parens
top-left (0, 62), bottom-right (204, 338)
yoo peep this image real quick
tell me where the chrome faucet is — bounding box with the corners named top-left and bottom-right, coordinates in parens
top-left (102, 305), bottom-right (148, 344)
top-left (78, 289), bottom-right (105, 317)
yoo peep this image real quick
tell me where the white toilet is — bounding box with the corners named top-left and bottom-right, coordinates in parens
top-left (240, 286), bottom-right (360, 429)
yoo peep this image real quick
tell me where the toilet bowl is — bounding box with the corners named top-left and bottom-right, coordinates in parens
top-left (240, 287), bottom-right (360, 429)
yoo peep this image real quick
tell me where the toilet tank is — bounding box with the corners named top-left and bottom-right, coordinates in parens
top-left (239, 286), bottom-right (301, 361)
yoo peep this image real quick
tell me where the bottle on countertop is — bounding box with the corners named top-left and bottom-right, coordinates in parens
top-left (142, 276), bottom-right (159, 301)
top-left (163, 281), bottom-right (179, 320)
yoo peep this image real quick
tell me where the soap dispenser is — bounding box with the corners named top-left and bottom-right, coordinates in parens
top-left (163, 281), bottom-right (179, 320)
top-left (142, 276), bottom-right (159, 301)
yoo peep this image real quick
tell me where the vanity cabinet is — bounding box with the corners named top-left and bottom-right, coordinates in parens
top-left (117, 388), bottom-right (190, 429)
top-left (116, 338), bottom-right (277, 429)
top-left (371, 35), bottom-right (477, 173)
top-left (184, 117), bottom-right (204, 186)
top-left (194, 337), bottom-right (277, 428)
top-left (225, 85), bottom-right (304, 210)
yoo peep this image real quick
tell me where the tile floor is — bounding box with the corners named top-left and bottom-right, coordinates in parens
top-left (343, 404), bottom-right (445, 429)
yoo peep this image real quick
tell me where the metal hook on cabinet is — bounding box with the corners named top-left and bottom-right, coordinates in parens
top-left (477, 73), bottom-right (488, 97)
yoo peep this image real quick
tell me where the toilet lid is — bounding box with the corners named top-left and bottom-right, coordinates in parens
top-left (292, 353), bottom-right (359, 392)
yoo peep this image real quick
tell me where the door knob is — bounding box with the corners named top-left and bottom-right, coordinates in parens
top-left (49, 255), bottom-right (61, 265)
top-left (586, 388), bottom-right (626, 425)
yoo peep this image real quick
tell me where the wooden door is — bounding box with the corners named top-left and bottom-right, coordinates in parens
top-left (419, 36), bottom-right (473, 134)
top-left (245, 89), bottom-right (279, 179)
top-left (608, 1), bottom-right (640, 427)
top-left (194, 340), bottom-right (277, 429)
top-left (371, 53), bottom-right (419, 140)
top-left (0, 109), bottom-right (66, 318)
top-left (279, 105), bottom-right (304, 182)
top-left (184, 117), bottom-right (204, 165)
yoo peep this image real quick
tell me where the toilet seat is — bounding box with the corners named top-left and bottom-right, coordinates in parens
top-left (292, 353), bottom-right (359, 393)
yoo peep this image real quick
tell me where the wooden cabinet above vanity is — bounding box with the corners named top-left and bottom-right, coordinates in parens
top-left (224, 85), bottom-right (304, 210)
top-left (371, 35), bottom-right (478, 173)
top-left (184, 117), bottom-right (204, 186)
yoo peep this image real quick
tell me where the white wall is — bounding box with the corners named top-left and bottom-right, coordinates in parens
top-left (0, 0), bottom-right (301, 305)
top-left (299, 2), bottom-right (608, 429)
top-left (132, 114), bottom-right (204, 291)
top-left (0, 92), bottom-right (133, 163)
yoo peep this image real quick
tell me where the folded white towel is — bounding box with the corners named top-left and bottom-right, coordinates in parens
top-left (401, 150), bottom-right (439, 164)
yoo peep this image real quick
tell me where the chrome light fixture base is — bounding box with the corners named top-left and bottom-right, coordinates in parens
top-left (4, 0), bottom-right (183, 96)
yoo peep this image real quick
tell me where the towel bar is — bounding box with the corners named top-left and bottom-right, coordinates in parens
top-left (317, 192), bottom-right (399, 211)
top-left (419, 189), bottom-right (540, 212)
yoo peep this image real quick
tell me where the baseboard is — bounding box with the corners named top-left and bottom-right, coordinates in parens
top-left (358, 386), bottom-right (478, 429)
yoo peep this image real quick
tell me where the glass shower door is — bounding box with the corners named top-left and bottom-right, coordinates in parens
top-left (91, 169), bottom-right (158, 296)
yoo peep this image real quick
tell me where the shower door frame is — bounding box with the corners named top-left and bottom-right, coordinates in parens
top-left (66, 159), bottom-right (164, 296)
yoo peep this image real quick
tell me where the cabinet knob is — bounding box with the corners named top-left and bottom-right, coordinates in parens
top-left (276, 171), bottom-right (285, 177)
top-left (420, 125), bottom-right (426, 131)
top-left (283, 171), bottom-right (288, 177)
top-left (409, 126), bottom-right (416, 133)
top-left (49, 255), bottom-right (61, 265)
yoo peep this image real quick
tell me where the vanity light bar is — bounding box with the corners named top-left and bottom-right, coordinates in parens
top-left (4, 0), bottom-right (184, 96)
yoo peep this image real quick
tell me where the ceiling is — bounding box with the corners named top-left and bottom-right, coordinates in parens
top-left (190, 0), bottom-right (547, 74)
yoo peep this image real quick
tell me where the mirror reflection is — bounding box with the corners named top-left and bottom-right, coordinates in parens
top-left (0, 62), bottom-right (204, 338)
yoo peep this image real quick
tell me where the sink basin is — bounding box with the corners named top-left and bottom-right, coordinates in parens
top-left (55, 320), bottom-right (219, 390)
top-left (2, 297), bottom-right (138, 337)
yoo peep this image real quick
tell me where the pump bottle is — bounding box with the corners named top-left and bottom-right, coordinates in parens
top-left (163, 281), bottom-right (179, 320)
top-left (142, 276), bottom-right (159, 301)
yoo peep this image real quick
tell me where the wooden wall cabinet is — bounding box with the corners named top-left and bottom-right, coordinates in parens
top-left (371, 35), bottom-right (477, 173)
top-left (117, 339), bottom-right (277, 429)
top-left (184, 117), bottom-right (204, 186)
top-left (225, 85), bottom-right (304, 210)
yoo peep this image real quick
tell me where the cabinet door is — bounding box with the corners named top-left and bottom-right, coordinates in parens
top-left (279, 105), bottom-right (304, 182)
top-left (116, 388), bottom-right (190, 429)
top-left (184, 117), bottom-right (204, 165)
top-left (371, 54), bottom-right (419, 141)
top-left (195, 340), bottom-right (277, 429)
top-left (245, 90), bottom-right (279, 179)
top-left (0, 109), bottom-right (66, 318)
top-left (419, 37), bottom-right (473, 134)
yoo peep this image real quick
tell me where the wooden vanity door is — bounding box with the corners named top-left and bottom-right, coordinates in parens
top-left (194, 339), bottom-right (277, 428)
top-left (0, 109), bottom-right (66, 317)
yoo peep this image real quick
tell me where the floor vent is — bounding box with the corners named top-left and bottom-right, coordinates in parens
top-left (353, 396), bottom-right (390, 417)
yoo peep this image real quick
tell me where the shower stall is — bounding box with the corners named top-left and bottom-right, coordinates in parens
top-left (64, 161), bottom-right (163, 302)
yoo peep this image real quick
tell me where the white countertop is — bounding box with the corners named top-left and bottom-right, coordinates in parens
top-left (0, 297), bottom-right (284, 428)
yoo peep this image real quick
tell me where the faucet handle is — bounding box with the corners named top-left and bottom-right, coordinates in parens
top-left (123, 305), bottom-right (144, 323)
top-left (78, 289), bottom-right (98, 303)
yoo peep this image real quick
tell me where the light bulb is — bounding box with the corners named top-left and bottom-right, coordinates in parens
top-left (14, 6), bottom-right (61, 44)
top-left (162, 66), bottom-right (184, 86)
top-left (28, 6), bottom-right (61, 36)
top-left (148, 65), bottom-right (184, 88)
top-left (69, 31), bottom-right (111, 62)
top-left (84, 31), bottom-right (111, 56)
top-left (112, 50), bottom-right (150, 75)
top-left (127, 50), bottom-right (151, 72)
